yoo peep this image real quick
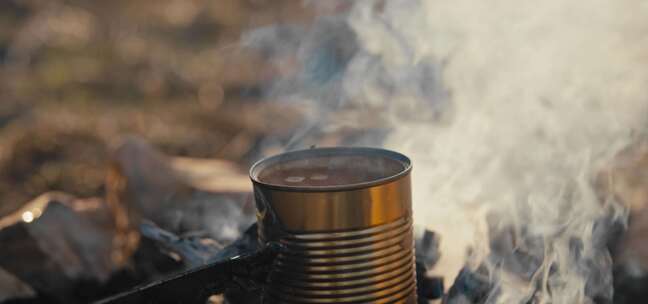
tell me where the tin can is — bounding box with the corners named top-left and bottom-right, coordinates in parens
top-left (250, 147), bottom-right (416, 303)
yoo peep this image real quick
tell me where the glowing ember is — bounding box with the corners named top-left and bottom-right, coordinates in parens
top-left (21, 211), bottom-right (34, 223)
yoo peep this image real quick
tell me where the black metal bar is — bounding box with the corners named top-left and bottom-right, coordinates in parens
top-left (95, 243), bottom-right (280, 304)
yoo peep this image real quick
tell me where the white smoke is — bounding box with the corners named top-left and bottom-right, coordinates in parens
top-left (244, 0), bottom-right (648, 303)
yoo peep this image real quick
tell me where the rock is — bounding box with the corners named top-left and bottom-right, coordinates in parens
top-left (595, 140), bottom-right (648, 304)
top-left (0, 267), bottom-right (35, 302)
top-left (444, 267), bottom-right (491, 304)
top-left (598, 140), bottom-right (648, 213)
top-left (0, 192), bottom-right (130, 303)
top-left (107, 136), bottom-right (189, 226)
top-left (139, 220), bottom-right (223, 268)
top-left (107, 137), bottom-right (255, 245)
top-left (597, 141), bottom-right (648, 269)
top-left (415, 227), bottom-right (442, 269)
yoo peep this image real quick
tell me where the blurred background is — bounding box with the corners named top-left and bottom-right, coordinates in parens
top-left (0, 1), bottom-right (320, 303)
top-left (0, 0), bottom-right (315, 214)
top-left (1, 1), bottom-right (647, 304)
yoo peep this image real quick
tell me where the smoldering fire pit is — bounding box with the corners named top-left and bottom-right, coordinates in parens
top-left (98, 147), bottom-right (443, 304)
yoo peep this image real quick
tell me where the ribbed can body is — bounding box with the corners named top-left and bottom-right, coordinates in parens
top-left (250, 147), bottom-right (416, 304)
top-left (265, 216), bottom-right (416, 303)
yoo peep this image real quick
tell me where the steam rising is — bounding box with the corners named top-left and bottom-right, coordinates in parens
top-left (245, 0), bottom-right (648, 303)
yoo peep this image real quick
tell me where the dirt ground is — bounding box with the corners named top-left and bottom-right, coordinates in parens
top-left (0, 0), bottom-right (312, 216)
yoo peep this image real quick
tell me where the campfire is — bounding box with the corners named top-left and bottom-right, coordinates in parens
top-left (1, 1), bottom-right (647, 304)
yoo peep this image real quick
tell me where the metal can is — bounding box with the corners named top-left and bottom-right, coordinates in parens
top-left (250, 147), bottom-right (416, 303)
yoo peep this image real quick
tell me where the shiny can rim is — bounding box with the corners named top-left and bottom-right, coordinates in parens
top-left (249, 147), bottom-right (412, 192)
